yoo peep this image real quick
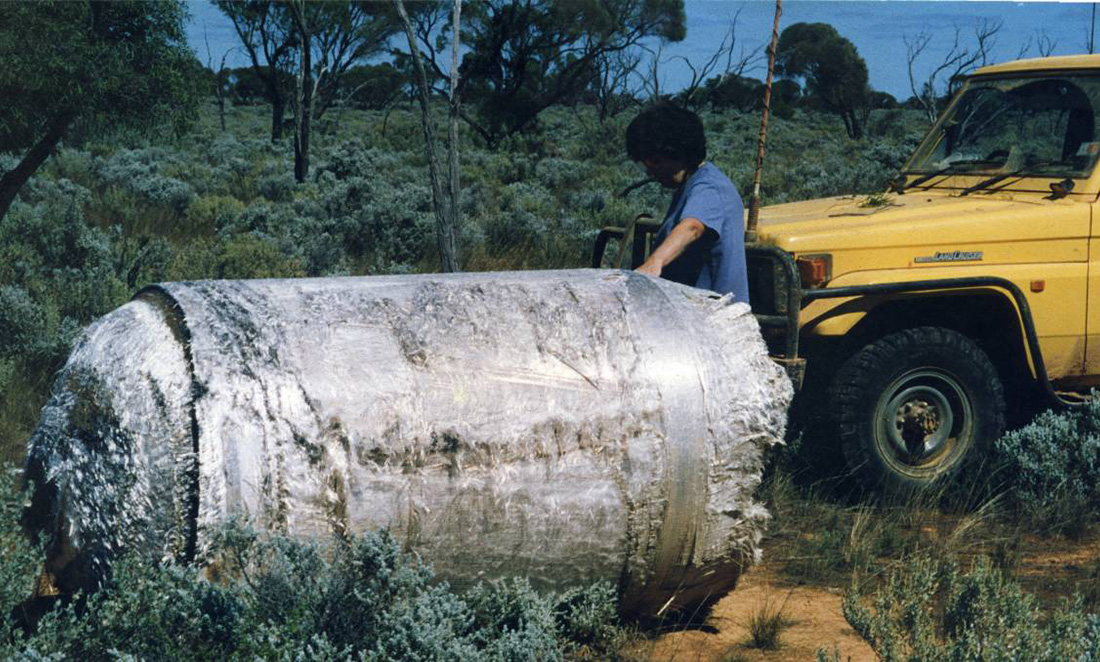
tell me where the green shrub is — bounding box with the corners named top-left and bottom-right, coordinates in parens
top-left (992, 400), bottom-right (1100, 535)
top-left (0, 199), bottom-right (128, 333)
top-left (94, 147), bottom-right (196, 214)
top-left (3, 508), bottom-right (627, 660)
top-left (316, 140), bottom-right (404, 180)
top-left (534, 157), bottom-right (592, 190)
top-left (553, 582), bottom-right (623, 656)
top-left (0, 197), bottom-right (131, 458)
top-left (0, 466), bottom-right (40, 648)
top-left (24, 559), bottom-right (245, 661)
top-left (843, 554), bottom-right (1100, 661)
top-left (183, 194), bottom-right (244, 238)
top-left (225, 232), bottom-right (306, 280)
top-left (258, 172), bottom-right (296, 203)
top-left (0, 286), bottom-right (46, 360)
top-left (164, 234), bottom-right (306, 281)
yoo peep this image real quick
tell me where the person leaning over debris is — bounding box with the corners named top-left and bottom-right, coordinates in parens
top-left (626, 103), bottom-right (750, 303)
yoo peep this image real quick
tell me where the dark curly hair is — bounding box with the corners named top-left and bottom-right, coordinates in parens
top-left (625, 103), bottom-right (707, 164)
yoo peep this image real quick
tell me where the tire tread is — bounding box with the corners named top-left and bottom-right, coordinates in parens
top-left (826, 326), bottom-right (1006, 491)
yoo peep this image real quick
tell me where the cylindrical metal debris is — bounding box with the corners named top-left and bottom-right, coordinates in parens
top-left (23, 269), bottom-right (792, 617)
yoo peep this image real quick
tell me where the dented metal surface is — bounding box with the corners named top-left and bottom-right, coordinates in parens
top-left (23, 269), bottom-right (792, 616)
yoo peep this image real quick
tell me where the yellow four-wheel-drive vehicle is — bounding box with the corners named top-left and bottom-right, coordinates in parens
top-left (596, 54), bottom-right (1100, 492)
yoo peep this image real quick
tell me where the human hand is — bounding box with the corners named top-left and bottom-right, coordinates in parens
top-left (635, 260), bottom-right (662, 277)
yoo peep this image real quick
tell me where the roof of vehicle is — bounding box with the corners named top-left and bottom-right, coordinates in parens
top-left (974, 54), bottom-right (1100, 76)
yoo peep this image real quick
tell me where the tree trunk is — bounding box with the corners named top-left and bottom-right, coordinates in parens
top-left (394, 0), bottom-right (460, 273)
top-left (271, 94), bottom-right (286, 142)
top-left (445, 0), bottom-right (462, 268)
top-left (841, 109), bottom-right (862, 140)
top-left (0, 113), bottom-right (72, 223)
top-left (216, 74), bottom-right (227, 132)
top-left (290, 0), bottom-right (312, 183)
top-left (293, 29), bottom-right (312, 182)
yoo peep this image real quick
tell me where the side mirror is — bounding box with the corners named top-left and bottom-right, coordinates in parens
top-left (1050, 178), bottom-right (1075, 199)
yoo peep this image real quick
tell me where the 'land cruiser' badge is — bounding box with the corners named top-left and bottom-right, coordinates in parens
top-left (914, 250), bottom-right (984, 264)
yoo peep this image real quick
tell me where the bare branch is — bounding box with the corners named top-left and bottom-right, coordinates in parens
top-left (1089, 3), bottom-right (1097, 54)
top-left (904, 19), bottom-right (1003, 124)
top-left (905, 32), bottom-right (934, 121)
top-left (1016, 35), bottom-right (1033, 60)
top-left (591, 47), bottom-right (642, 121)
top-left (673, 10), bottom-right (762, 108)
top-left (1036, 30), bottom-right (1057, 57)
top-left (677, 15), bottom-right (737, 105)
top-left (636, 42), bottom-right (666, 102)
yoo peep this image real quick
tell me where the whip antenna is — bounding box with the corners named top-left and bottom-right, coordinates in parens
top-left (745, 0), bottom-right (782, 243)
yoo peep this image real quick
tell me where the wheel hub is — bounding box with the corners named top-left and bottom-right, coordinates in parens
top-left (882, 384), bottom-right (955, 462)
top-left (898, 400), bottom-right (939, 439)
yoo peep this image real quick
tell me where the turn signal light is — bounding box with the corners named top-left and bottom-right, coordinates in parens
top-left (796, 254), bottom-right (832, 288)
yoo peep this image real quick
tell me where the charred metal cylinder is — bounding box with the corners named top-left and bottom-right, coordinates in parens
top-left (23, 269), bottom-right (792, 616)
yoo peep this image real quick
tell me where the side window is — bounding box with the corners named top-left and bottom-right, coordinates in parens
top-left (1007, 79), bottom-right (1094, 166)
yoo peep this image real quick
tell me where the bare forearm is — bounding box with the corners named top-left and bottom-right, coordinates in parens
top-left (636, 218), bottom-right (706, 277)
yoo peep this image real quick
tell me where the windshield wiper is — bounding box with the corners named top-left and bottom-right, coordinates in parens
top-left (895, 160), bottom-right (991, 193)
top-left (893, 169), bottom-right (948, 193)
top-left (959, 160), bottom-right (1063, 196)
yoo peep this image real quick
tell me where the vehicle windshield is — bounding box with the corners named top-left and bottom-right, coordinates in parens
top-left (906, 74), bottom-right (1100, 179)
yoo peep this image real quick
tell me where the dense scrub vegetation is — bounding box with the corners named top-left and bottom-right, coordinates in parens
top-left (0, 468), bottom-right (630, 660)
top-left (842, 554), bottom-right (1100, 661)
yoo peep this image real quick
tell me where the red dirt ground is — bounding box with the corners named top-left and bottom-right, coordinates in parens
top-left (644, 532), bottom-right (1100, 660)
top-left (649, 562), bottom-right (875, 662)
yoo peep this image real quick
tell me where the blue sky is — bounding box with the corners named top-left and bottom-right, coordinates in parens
top-left (185, 1), bottom-right (1097, 100)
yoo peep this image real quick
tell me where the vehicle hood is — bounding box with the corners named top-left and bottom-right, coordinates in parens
top-left (755, 191), bottom-right (1085, 255)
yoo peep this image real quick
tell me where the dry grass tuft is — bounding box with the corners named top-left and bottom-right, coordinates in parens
top-left (744, 590), bottom-right (793, 650)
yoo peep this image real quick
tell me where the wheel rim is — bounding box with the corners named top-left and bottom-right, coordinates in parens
top-left (873, 368), bottom-right (974, 478)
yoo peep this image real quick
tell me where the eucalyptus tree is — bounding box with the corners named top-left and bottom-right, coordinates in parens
top-left (215, 0), bottom-right (297, 142)
top-left (407, 0), bottom-right (687, 146)
top-left (0, 0), bottom-right (201, 223)
top-left (285, 0), bottom-right (402, 181)
top-left (219, 1), bottom-right (401, 181)
top-left (776, 22), bottom-right (871, 139)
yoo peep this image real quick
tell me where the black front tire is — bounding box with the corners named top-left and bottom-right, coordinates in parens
top-left (828, 327), bottom-right (1005, 493)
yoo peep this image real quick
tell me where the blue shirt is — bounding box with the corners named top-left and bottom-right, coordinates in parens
top-left (654, 162), bottom-right (750, 302)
